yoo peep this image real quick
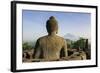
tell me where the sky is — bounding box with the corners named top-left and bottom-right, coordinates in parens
top-left (22, 10), bottom-right (91, 42)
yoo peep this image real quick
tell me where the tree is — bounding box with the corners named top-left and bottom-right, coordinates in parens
top-left (23, 42), bottom-right (33, 50)
top-left (72, 37), bottom-right (86, 50)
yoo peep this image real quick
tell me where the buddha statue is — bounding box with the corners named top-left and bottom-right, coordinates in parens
top-left (33, 16), bottom-right (68, 61)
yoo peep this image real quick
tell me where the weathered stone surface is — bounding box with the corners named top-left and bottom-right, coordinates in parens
top-left (33, 35), bottom-right (68, 60)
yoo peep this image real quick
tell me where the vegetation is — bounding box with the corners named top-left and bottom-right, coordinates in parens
top-left (66, 37), bottom-right (90, 50)
top-left (23, 42), bottom-right (33, 50)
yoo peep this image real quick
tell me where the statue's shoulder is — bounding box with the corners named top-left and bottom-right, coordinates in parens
top-left (56, 35), bottom-right (66, 43)
top-left (56, 35), bottom-right (65, 40)
top-left (37, 35), bottom-right (48, 42)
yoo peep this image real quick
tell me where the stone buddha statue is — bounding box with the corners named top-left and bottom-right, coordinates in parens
top-left (33, 16), bottom-right (68, 61)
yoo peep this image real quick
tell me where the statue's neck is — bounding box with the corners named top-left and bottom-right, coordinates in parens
top-left (48, 32), bottom-right (56, 36)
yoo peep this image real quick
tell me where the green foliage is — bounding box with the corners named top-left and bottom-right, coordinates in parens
top-left (66, 39), bottom-right (73, 48)
top-left (67, 37), bottom-right (89, 50)
top-left (72, 38), bottom-right (86, 50)
top-left (23, 42), bottom-right (33, 50)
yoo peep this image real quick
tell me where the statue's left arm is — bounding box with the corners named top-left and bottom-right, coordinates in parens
top-left (63, 40), bottom-right (68, 57)
top-left (60, 40), bottom-right (68, 59)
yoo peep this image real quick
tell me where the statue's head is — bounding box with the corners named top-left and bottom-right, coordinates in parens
top-left (46, 16), bottom-right (58, 34)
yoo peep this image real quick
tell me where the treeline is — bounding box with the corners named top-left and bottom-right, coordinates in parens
top-left (23, 42), bottom-right (34, 50)
top-left (67, 37), bottom-right (90, 51)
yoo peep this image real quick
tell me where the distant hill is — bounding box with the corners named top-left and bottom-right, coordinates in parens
top-left (64, 33), bottom-right (80, 41)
